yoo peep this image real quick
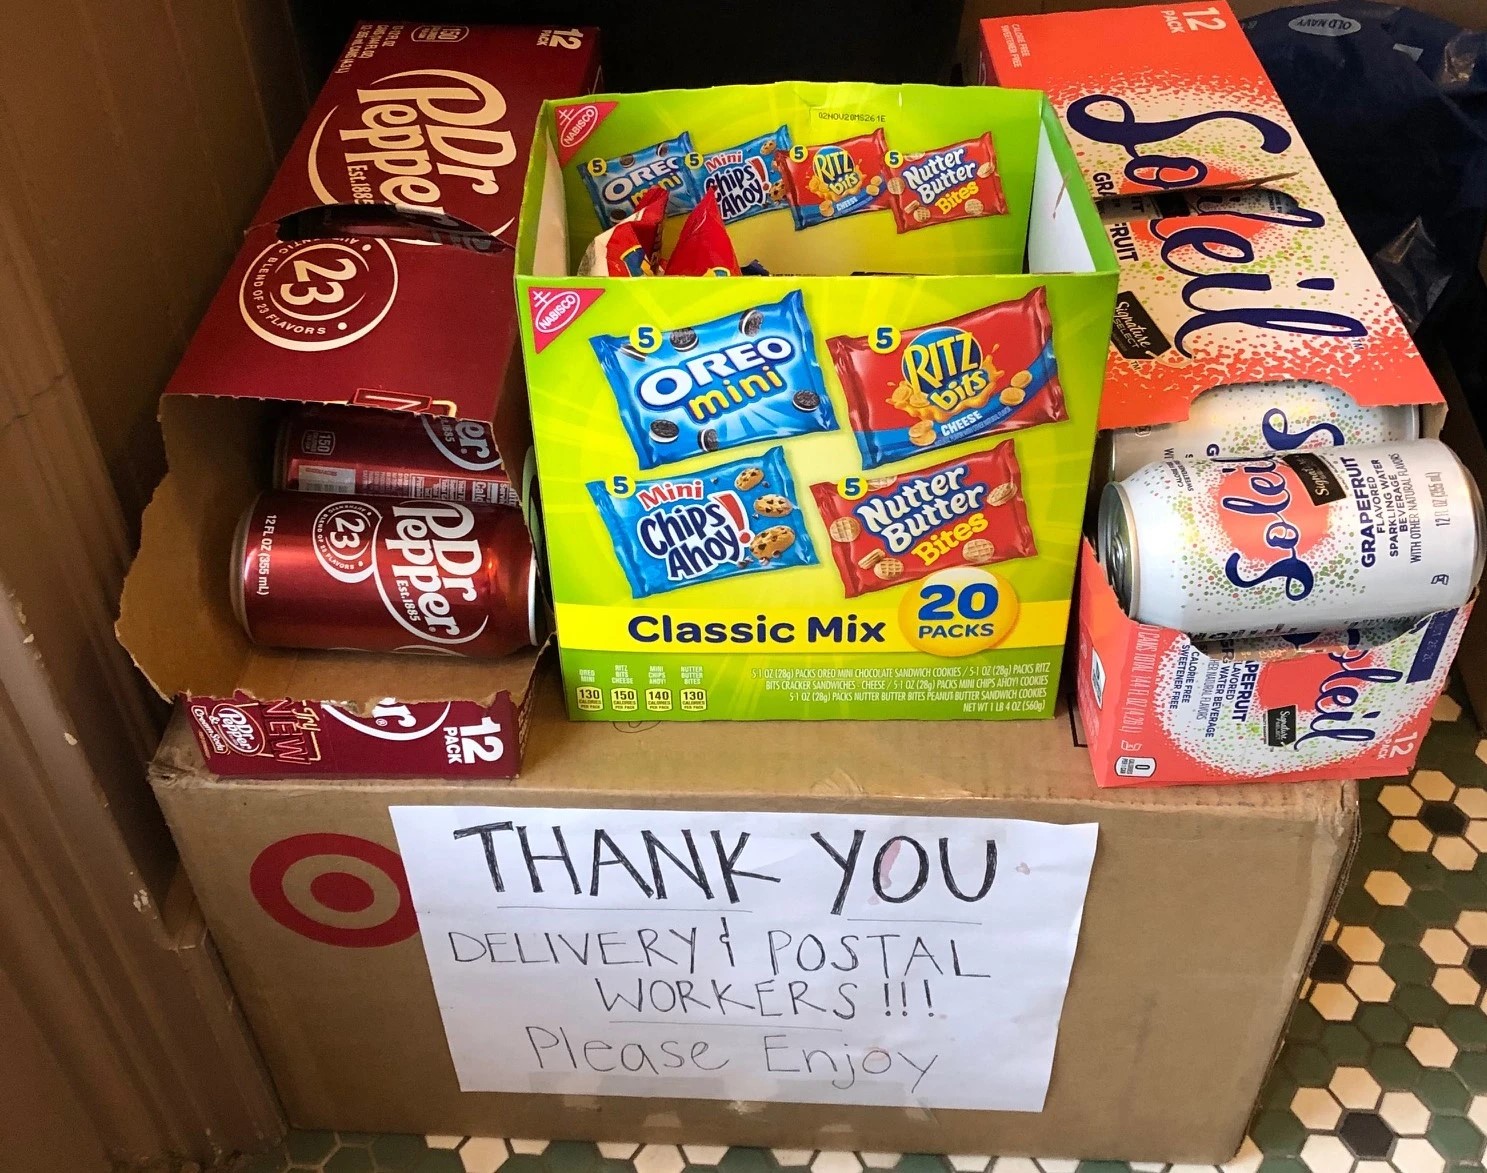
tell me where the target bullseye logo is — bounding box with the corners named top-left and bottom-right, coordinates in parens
top-left (250, 833), bottom-right (417, 947)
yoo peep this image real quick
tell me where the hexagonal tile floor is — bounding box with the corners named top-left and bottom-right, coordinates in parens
top-left (234, 687), bottom-right (1487, 1173)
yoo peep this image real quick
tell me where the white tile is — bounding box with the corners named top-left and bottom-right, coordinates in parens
top-left (946, 1158), bottom-right (990, 1173)
top-left (1347, 964), bottom-right (1395, 1003)
top-left (859, 1154), bottom-right (902, 1169)
top-left (1407, 1026), bottom-right (1458, 1068)
top-left (508, 1140), bottom-right (548, 1155)
top-left (427, 1136), bottom-right (466, 1150)
top-left (1292, 1086), bottom-right (1343, 1130)
top-left (1466, 822), bottom-right (1487, 852)
top-left (1169, 1163), bottom-right (1219, 1173)
top-left (1477, 738), bottom-right (1487, 766)
top-left (1432, 694), bottom-right (1461, 722)
top-left (598, 1144), bottom-right (642, 1161)
top-left (1034, 1162), bottom-right (1079, 1173)
top-left (1380, 783), bottom-right (1424, 817)
top-left (1457, 788), bottom-right (1487, 818)
top-left (772, 1151), bottom-right (816, 1168)
top-left (1459, 910), bottom-right (1487, 947)
top-left (1414, 770), bottom-right (1455, 801)
top-left (460, 1138), bottom-right (510, 1173)
top-left (1433, 837), bottom-right (1478, 871)
top-left (1392, 1136), bottom-right (1445, 1173)
top-left (1433, 967), bottom-right (1481, 1006)
top-left (1130, 1165), bottom-right (1168, 1173)
top-left (1390, 819), bottom-right (1433, 853)
top-left (1300, 1135), bottom-right (1352, 1173)
top-left (1380, 1090), bottom-right (1431, 1136)
top-left (1363, 870), bottom-right (1410, 906)
top-left (811, 1153), bottom-right (863, 1173)
top-left (1221, 1138), bottom-right (1262, 1173)
top-left (683, 1147), bottom-right (729, 1166)
top-left (635, 1145), bottom-right (686, 1173)
top-left (1421, 928), bottom-right (1468, 965)
top-left (990, 1160), bottom-right (1041, 1173)
top-left (1338, 926), bottom-right (1384, 963)
top-left (1311, 982), bottom-right (1360, 1022)
top-left (1330, 1066), bottom-right (1381, 1110)
top-left (1468, 1092), bottom-right (1487, 1134)
top-left (1355, 1162), bottom-right (1394, 1173)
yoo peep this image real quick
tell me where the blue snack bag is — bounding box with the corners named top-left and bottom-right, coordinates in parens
top-left (581, 133), bottom-right (704, 225)
top-left (589, 447), bottom-right (817, 599)
top-left (590, 290), bottom-right (836, 469)
top-left (700, 126), bottom-right (793, 224)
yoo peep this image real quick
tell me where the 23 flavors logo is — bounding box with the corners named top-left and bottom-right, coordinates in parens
top-left (238, 238), bottom-right (399, 352)
top-left (307, 65), bottom-right (519, 230)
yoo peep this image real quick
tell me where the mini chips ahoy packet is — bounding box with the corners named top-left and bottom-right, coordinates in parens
top-left (701, 126), bottom-right (793, 224)
top-left (590, 290), bottom-right (836, 469)
top-left (582, 132), bottom-right (704, 224)
top-left (589, 446), bottom-right (817, 598)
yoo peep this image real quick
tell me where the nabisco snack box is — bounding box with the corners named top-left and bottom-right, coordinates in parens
top-left (979, 3), bottom-right (1443, 432)
top-left (118, 22), bottom-right (600, 779)
top-left (1075, 541), bottom-right (1470, 787)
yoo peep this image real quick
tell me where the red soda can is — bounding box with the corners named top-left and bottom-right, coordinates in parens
top-left (276, 405), bottom-right (519, 506)
top-left (233, 491), bottom-right (539, 658)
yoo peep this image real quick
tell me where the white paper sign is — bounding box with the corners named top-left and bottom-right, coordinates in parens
top-left (390, 806), bottom-right (1097, 1112)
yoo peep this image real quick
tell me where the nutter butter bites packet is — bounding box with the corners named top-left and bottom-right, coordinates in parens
top-left (775, 131), bottom-right (890, 230)
top-left (589, 446), bottom-right (816, 598)
top-left (581, 132), bottom-right (704, 224)
top-left (810, 442), bottom-right (1036, 598)
top-left (829, 288), bottom-right (1065, 470)
top-left (885, 133), bottom-right (1007, 232)
top-left (590, 290), bottom-right (835, 469)
top-left (701, 126), bottom-right (792, 224)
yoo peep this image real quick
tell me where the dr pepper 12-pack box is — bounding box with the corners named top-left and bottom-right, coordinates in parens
top-left (516, 83), bottom-right (1119, 721)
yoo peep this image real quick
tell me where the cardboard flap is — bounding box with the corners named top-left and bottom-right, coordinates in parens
top-left (251, 22), bottom-right (600, 247)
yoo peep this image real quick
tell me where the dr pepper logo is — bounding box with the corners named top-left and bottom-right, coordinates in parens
top-left (238, 238), bottom-right (398, 352)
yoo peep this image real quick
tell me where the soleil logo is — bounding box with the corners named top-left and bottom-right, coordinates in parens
top-left (1218, 457), bottom-right (1315, 602)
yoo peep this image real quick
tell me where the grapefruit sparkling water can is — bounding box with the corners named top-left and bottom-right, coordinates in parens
top-left (233, 491), bottom-right (539, 658)
top-left (1099, 439), bottom-right (1484, 637)
top-left (276, 405), bottom-right (519, 506)
top-left (1105, 380), bottom-right (1421, 481)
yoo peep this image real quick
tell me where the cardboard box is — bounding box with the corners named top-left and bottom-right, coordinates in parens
top-left (977, 3), bottom-right (1467, 785)
top-left (515, 83), bottom-right (1118, 721)
top-left (148, 689), bottom-right (1357, 1162)
top-left (117, 22), bottom-right (600, 777)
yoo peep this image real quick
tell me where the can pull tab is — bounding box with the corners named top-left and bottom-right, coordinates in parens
top-left (275, 203), bottom-right (512, 253)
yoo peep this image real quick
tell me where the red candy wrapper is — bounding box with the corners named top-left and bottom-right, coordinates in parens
top-left (774, 131), bottom-right (889, 229)
top-left (577, 185), bottom-right (667, 277)
top-left (811, 442), bottom-right (1036, 598)
top-left (828, 287), bottom-right (1065, 469)
top-left (886, 133), bottom-right (1007, 232)
top-left (663, 190), bottom-right (741, 276)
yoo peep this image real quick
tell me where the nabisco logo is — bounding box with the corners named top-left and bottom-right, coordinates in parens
top-left (323, 698), bottom-right (454, 741)
top-left (308, 67), bottom-right (516, 236)
top-left (239, 238), bottom-right (398, 353)
top-left (558, 104), bottom-right (599, 151)
top-left (373, 501), bottom-right (491, 647)
top-left (421, 416), bottom-right (502, 472)
top-left (535, 290), bottom-right (582, 334)
top-left (210, 704), bottom-right (266, 755)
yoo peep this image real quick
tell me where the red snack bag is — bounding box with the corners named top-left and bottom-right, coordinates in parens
top-left (576, 185), bottom-right (667, 277)
top-left (885, 133), bottom-right (1007, 232)
top-left (774, 130), bottom-right (889, 229)
top-left (828, 287), bottom-right (1065, 469)
top-left (811, 442), bottom-right (1036, 598)
top-left (663, 190), bottom-right (741, 276)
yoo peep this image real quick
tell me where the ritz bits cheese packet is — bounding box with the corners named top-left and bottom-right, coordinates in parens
top-left (589, 446), bottom-right (817, 599)
top-left (577, 185), bottom-right (668, 277)
top-left (885, 134), bottom-right (1007, 232)
top-left (582, 132), bottom-right (705, 225)
top-left (590, 291), bottom-right (835, 469)
top-left (664, 190), bottom-right (742, 277)
top-left (829, 288), bottom-right (1065, 470)
top-left (811, 442), bottom-right (1035, 598)
top-left (775, 131), bottom-right (889, 230)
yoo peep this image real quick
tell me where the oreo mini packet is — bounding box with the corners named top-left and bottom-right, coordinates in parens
top-left (828, 287), bottom-right (1066, 469)
top-left (811, 442), bottom-right (1036, 598)
top-left (775, 131), bottom-right (889, 229)
top-left (590, 290), bottom-right (836, 469)
top-left (701, 126), bottom-right (792, 224)
top-left (582, 132), bottom-right (704, 225)
top-left (589, 446), bottom-right (816, 598)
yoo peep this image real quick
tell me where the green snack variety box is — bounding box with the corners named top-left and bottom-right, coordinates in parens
top-left (515, 83), bottom-right (1117, 721)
